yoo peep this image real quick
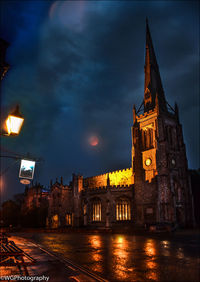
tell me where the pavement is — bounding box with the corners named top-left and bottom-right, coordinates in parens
top-left (0, 235), bottom-right (107, 282)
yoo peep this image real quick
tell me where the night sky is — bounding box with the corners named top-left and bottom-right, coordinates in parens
top-left (0, 1), bottom-right (199, 201)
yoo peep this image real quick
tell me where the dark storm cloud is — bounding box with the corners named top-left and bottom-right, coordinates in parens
top-left (0, 1), bottom-right (199, 200)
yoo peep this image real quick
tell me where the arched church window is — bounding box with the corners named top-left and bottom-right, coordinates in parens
top-left (146, 129), bottom-right (150, 148)
top-left (142, 130), bottom-right (146, 149)
top-left (116, 199), bottom-right (131, 221)
top-left (92, 200), bottom-right (101, 222)
top-left (147, 128), bottom-right (153, 148)
top-left (142, 128), bottom-right (153, 150)
top-left (66, 214), bottom-right (72, 225)
top-left (149, 128), bottom-right (153, 147)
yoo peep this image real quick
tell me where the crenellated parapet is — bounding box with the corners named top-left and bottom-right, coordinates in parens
top-left (83, 168), bottom-right (134, 189)
top-left (84, 184), bottom-right (133, 190)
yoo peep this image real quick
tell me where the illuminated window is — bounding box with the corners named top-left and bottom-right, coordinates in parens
top-left (142, 130), bottom-right (146, 149)
top-left (116, 199), bottom-right (131, 221)
top-left (66, 214), bottom-right (72, 225)
top-left (92, 201), bottom-right (101, 222)
top-left (52, 214), bottom-right (59, 228)
top-left (84, 205), bottom-right (87, 216)
top-left (52, 214), bottom-right (58, 222)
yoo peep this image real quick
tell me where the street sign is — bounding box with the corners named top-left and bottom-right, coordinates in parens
top-left (19, 159), bottom-right (35, 179)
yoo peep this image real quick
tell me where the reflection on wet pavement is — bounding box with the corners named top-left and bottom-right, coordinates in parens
top-left (89, 235), bottom-right (103, 273)
top-left (19, 232), bottom-right (200, 282)
top-left (112, 236), bottom-right (129, 280)
top-left (144, 240), bottom-right (158, 281)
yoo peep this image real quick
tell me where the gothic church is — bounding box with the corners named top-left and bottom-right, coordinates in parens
top-left (46, 20), bottom-right (195, 229)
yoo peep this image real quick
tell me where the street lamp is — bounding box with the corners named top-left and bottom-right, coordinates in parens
top-left (5, 105), bottom-right (24, 136)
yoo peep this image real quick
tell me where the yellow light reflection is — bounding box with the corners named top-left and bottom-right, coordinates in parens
top-left (145, 240), bottom-right (156, 256)
top-left (146, 261), bottom-right (158, 281)
top-left (162, 240), bottom-right (170, 248)
top-left (161, 240), bottom-right (170, 256)
top-left (144, 240), bottom-right (158, 281)
top-left (177, 247), bottom-right (184, 259)
top-left (89, 235), bottom-right (103, 273)
top-left (90, 235), bottom-right (101, 249)
top-left (112, 236), bottom-right (135, 280)
top-left (117, 236), bottom-right (124, 244)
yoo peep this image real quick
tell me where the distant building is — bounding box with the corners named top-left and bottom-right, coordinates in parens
top-left (44, 21), bottom-right (195, 229)
top-left (47, 177), bottom-right (73, 228)
top-left (22, 183), bottom-right (49, 213)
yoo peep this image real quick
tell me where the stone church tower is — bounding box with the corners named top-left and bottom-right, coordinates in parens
top-left (132, 19), bottom-right (195, 227)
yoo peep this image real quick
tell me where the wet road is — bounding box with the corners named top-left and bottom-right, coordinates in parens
top-left (18, 232), bottom-right (199, 282)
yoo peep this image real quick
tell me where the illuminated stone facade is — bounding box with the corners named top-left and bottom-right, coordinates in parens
top-left (46, 21), bottom-right (195, 229)
top-left (84, 168), bottom-right (134, 188)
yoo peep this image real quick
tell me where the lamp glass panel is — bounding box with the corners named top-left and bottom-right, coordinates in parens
top-left (6, 115), bottom-right (24, 135)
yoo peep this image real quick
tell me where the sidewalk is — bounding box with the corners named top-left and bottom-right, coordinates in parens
top-left (0, 236), bottom-right (107, 282)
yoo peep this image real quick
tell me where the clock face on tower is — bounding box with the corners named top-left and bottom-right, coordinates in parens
top-left (145, 158), bottom-right (152, 166)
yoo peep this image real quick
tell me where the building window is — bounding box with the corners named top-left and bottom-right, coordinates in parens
top-left (84, 204), bottom-right (87, 216)
top-left (52, 214), bottom-right (59, 228)
top-left (52, 214), bottom-right (59, 222)
top-left (142, 128), bottom-right (153, 150)
top-left (142, 130), bottom-right (146, 149)
top-left (166, 126), bottom-right (176, 148)
top-left (66, 214), bottom-right (72, 225)
top-left (116, 199), bottom-right (131, 221)
top-left (92, 201), bottom-right (101, 222)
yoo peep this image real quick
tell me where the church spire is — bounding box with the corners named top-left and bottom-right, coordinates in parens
top-left (144, 18), bottom-right (167, 112)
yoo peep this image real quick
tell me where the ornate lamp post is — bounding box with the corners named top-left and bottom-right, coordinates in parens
top-left (0, 38), bottom-right (24, 136)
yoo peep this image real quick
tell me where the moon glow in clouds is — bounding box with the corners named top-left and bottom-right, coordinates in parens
top-left (89, 136), bottom-right (99, 147)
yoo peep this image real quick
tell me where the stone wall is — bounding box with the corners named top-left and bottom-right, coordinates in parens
top-left (81, 186), bottom-right (134, 227)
